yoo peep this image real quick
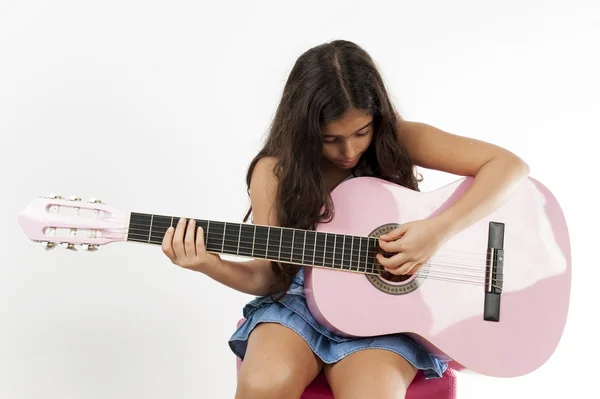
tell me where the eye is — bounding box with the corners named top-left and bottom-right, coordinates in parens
top-left (322, 130), bottom-right (370, 144)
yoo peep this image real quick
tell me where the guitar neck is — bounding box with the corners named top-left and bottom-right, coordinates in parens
top-left (127, 212), bottom-right (380, 274)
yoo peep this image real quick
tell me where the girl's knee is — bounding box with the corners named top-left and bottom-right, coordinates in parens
top-left (235, 363), bottom-right (306, 399)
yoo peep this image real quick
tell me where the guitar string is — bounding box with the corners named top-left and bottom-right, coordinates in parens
top-left (97, 222), bottom-right (501, 276)
top-left (54, 229), bottom-right (502, 289)
top-left (55, 224), bottom-right (503, 286)
top-left (47, 214), bottom-right (503, 288)
top-left (122, 224), bottom-right (497, 272)
top-left (125, 219), bottom-right (496, 266)
top-left (123, 215), bottom-right (498, 258)
top-left (145, 236), bottom-right (503, 289)
top-left (58, 207), bottom-right (495, 258)
top-left (113, 228), bottom-right (503, 288)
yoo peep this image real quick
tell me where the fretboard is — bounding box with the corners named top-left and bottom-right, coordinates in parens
top-left (126, 212), bottom-right (380, 274)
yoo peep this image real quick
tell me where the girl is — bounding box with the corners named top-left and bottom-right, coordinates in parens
top-left (161, 40), bottom-right (529, 399)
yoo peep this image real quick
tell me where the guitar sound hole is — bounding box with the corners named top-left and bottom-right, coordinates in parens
top-left (379, 270), bottom-right (412, 283)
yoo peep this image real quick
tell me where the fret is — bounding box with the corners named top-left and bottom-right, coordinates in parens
top-left (301, 231), bottom-right (307, 264)
top-left (366, 238), bottom-right (377, 273)
top-left (266, 227), bottom-right (270, 258)
top-left (136, 214), bottom-right (151, 243)
top-left (292, 229), bottom-right (305, 264)
top-left (333, 234), bottom-right (344, 269)
top-left (206, 220), bottom-right (210, 247)
top-left (127, 213), bottom-right (148, 243)
top-left (280, 228), bottom-right (294, 262)
top-left (206, 221), bottom-right (224, 253)
top-left (360, 236), bottom-right (371, 273)
top-left (315, 232), bottom-right (326, 267)
top-left (352, 236), bottom-right (358, 271)
top-left (349, 236), bottom-right (356, 271)
top-left (239, 224), bottom-right (257, 257)
top-left (291, 230), bottom-right (296, 262)
top-left (342, 234), bottom-right (352, 270)
top-left (252, 225), bottom-right (256, 257)
top-left (324, 233), bottom-right (334, 267)
top-left (356, 236), bottom-right (363, 272)
top-left (237, 223), bottom-right (242, 255)
top-left (151, 215), bottom-right (172, 243)
top-left (223, 222), bottom-right (240, 255)
top-left (332, 234), bottom-right (337, 268)
top-left (356, 236), bottom-right (363, 271)
top-left (278, 228), bottom-right (282, 260)
top-left (221, 222), bottom-right (226, 253)
top-left (148, 214), bottom-right (154, 243)
top-left (324, 234), bottom-right (329, 267)
top-left (266, 227), bottom-right (280, 260)
top-left (358, 242), bottom-right (364, 271)
top-left (308, 231), bottom-right (317, 265)
top-left (252, 225), bottom-right (268, 258)
top-left (340, 234), bottom-right (345, 269)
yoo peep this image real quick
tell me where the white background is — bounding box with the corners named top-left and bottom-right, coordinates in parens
top-left (1, 0), bottom-right (598, 398)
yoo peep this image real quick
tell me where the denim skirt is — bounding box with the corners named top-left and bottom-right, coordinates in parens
top-left (228, 268), bottom-right (448, 379)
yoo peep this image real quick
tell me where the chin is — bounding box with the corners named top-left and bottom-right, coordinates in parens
top-left (338, 159), bottom-right (359, 169)
top-left (323, 156), bottom-right (359, 170)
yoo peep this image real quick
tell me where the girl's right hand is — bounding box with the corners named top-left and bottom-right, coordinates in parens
top-left (161, 217), bottom-right (221, 273)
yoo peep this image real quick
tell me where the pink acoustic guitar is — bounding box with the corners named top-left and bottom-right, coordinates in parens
top-left (18, 175), bottom-right (571, 378)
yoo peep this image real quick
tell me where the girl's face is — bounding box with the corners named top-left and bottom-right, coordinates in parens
top-left (321, 107), bottom-right (373, 170)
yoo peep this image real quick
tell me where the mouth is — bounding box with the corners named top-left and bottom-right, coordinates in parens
top-left (338, 158), bottom-right (358, 167)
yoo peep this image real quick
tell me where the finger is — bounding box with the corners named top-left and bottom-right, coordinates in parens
top-left (196, 226), bottom-right (206, 255)
top-left (407, 262), bottom-right (424, 275)
top-left (185, 218), bottom-right (197, 258)
top-left (173, 217), bottom-right (187, 259)
top-left (376, 251), bottom-right (409, 270)
top-left (161, 225), bottom-right (176, 261)
top-left (378, 238), bottom-right (404, 252)
top-left (392, 261), bottom-right (419, 275)
top-left (379, 224), bottom-right (409, 241)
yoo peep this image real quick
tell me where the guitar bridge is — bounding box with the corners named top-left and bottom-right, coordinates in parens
top-left (484, 221), bottom-right (504, 322)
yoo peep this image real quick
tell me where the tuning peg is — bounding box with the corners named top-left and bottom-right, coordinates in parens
top-left (88, 197), bottom-right (103, 204)
top-left (48, 193), bottom-right (63, 199)
top-left (62, 243), bottom-right (77, 251)
top-left (85, 244), bottom-right (98, 251)
top-left (41, 241), bottom-right (56, 250)
top-left (68, 196), bottom-right (82, 201)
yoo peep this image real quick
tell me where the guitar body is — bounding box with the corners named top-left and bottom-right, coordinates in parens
top-left (305, 176), bottom-right (571, 378)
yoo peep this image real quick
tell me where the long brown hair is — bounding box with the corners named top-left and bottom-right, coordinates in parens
top-left (243, 40), bottom-right (421, 296)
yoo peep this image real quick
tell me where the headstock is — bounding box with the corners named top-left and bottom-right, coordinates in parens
top-left (18, 194), bottom-right (130, 251)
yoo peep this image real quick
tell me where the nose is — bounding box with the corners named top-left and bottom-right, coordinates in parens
top-left (342, 142), bottom-right (358, 160)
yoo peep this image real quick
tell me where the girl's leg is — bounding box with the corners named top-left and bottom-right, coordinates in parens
top-left (235, 322), bottom-right (323, 399)
top-left (324, 348), bottom-right (417, 399)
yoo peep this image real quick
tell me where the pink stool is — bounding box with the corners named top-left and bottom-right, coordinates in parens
top-left (235, 319), bottom-right (457, 398)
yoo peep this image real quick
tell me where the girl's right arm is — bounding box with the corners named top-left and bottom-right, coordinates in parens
top-left (161, 156), bottom-right (281, 297)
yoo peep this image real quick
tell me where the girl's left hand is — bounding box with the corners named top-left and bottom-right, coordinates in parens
top-left (376, 217), bottom-right (451, 275)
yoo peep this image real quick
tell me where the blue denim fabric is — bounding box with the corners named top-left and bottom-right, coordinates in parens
top-left (228, 268), bottom-right (448, 379)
